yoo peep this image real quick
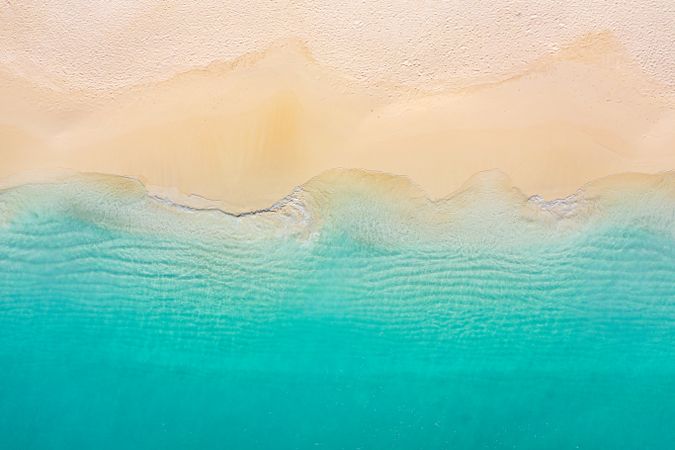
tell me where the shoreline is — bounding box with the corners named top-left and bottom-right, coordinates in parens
top-left (1, 167), bottom-right (672, 218)
top-left (1, 168), bottom-right (673, 253)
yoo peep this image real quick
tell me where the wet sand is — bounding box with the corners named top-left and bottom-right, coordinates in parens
top-left (0, 33), bottom-right (673, 213)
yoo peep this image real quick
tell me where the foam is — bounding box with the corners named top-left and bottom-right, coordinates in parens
top-left (1, 169), bottom-right (672, 250)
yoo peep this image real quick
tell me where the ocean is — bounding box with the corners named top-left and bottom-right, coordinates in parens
top-left (1, 171), bottom-right (674, 449)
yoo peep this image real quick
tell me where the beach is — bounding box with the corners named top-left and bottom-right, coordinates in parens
top-left (0, 30), bottom-right (673, 213)
top-left (2, 3), bottom-right (675, 449)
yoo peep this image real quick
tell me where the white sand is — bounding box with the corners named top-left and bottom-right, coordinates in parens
top-left (0, 3), bottom-right (674, 212)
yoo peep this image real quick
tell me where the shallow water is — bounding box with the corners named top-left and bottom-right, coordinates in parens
top-left (1, 176), bottom-right (674, 449)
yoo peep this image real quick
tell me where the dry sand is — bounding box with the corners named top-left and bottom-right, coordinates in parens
top-left (0, 32), bottom-right (673, 213)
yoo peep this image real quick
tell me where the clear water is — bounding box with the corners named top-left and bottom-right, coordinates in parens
top-left (1, 179), bottom-right (674, 449)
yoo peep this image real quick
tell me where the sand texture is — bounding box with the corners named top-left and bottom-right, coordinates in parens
top-left (0, 30), bottom-right (673, 212)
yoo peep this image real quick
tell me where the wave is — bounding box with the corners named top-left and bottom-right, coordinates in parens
top-left (0, 169), bottom-right (673, 249)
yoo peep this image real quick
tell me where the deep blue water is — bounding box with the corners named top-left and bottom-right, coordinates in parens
top-left (1, 181), bottom-right (674, 449)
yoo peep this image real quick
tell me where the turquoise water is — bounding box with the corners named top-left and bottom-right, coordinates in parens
top-left (1, 174), bottom-right (674, 449)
